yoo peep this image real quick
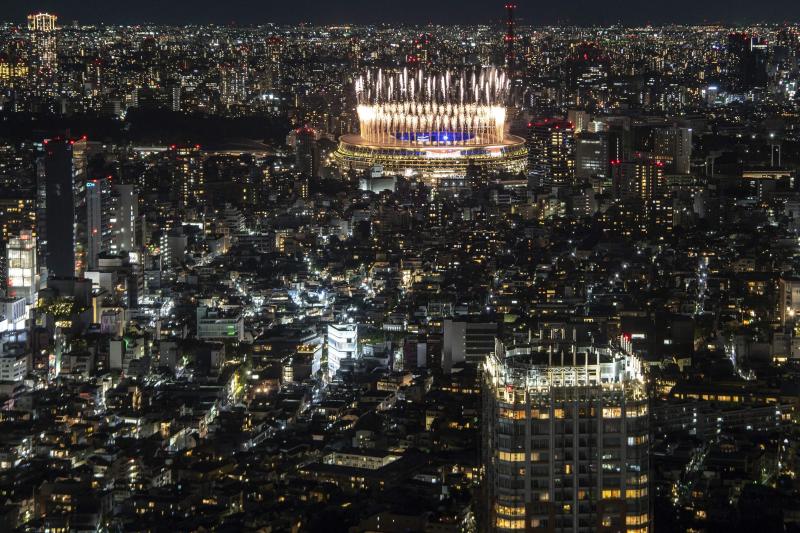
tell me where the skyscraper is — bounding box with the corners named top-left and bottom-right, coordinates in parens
top-left (170, 145), bottom-right (205, 210)
top-left (575, 132), bottom-right (609, 181)
top-left (615, 155), bottom-right (666, 203)
top-left (483, 341), bottom-right (650, 532)
top-left (44, 139), bottom-right (75, 278)
top-left (528, 121), bottom-right (575, 189)
top-left (70, 138), bottom-right (102, 276)
top-left (295, 127), bottom-right (320, 178)
top-left (611, 154), bottom-right (672, 236)
top-left (86, 177), bottom-right (112, 271)
top-left (266, 36), bottom-right (285, 90)
top-left (27, 13), bottom-right (58, 97)
top-left (505, 3), bottom-right (516, 69)
top-left (111, 183), bottom-right (139, 254)
top-left (567, 110), bottom-right (590, 134)
top-left (728, 33), bottom-right (769, 90)
top-left (5, 230), bottom-right (38, 304)
top-left (27, 13), bottom-right (57, 32)
top-left (407, 33), bottom-right (433, 65)
top-left (653, 127), bottom-right (692, 175)
top-left (220, 62), bottom-right (248, 107)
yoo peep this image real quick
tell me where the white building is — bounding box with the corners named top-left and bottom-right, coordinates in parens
top-left (327, 323), bottom-right (357, 378)
top-left (323, 450), bottom-right (400, 470)
top-left (6, 230), bottom-right (38, 305)
top-left (0, 298), bottom-right (27, 332)
top-left (0, 341), bottom-right (27, 382)
top-left (197, 306), bottom-right (244, 342)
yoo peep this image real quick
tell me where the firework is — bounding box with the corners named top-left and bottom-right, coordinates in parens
top-left (354, 67), bottom-right (509, 146)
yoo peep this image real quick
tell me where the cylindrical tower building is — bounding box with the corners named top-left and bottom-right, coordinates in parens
top-left (483, 341), bottom-right (650, 532)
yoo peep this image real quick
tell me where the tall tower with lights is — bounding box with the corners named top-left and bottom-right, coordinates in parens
top-left (483, 340), bottom-right (650, 532)
top-left (504, 4), bottom-right (517, 77)
top-left (27, 12), bottom-right (58, 97)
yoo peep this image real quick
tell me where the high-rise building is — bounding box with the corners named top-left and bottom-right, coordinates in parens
top-left (71, 138), bottom-right (102, 184)
top-left (606, 127), bottom-right (627, 168)
top-left (68, 138), bottom-right (94, 273)
top-left (170, 145), bottom-right (205, 209)
top-left (407, 33), bottom-right (433, 65)
top-left (0, 344), bottom-right (27, 382)
top-left (613, 154), bottom-right (671, 236)
top-left (44, 139), bottom-right (76, 278)
top-left (295, 127), bottom-right (320, 178)
top-left (296, 177), bottom-right (310, 200)
top-left (27, 13), bottom-right (58, 96)
top-left (567, 182), bottom-right (598, 218)
top-left (111, 183), bottom-right (139, 254)
top-left (615, 155), bottom-right (666, 202)
top-left (266, 36), bottom-right (285, 89)
top-left (86, 177), bottom-right (113, 271)
top-left (27, 13), bottom-right (57, 32)
top-left (483, 341), bottom-right (650, 532)
top-left (327, 323), bottom-right (358, 378)
top-left (575, 132), bottom-right (609, 181)
top-left (220, 62), bottom-right (249, 106)
top-left (653, 127), bottom-right (692, 175)
top-left (71, 138), bottom-right (103, 276)
top-left (528, 120), bottom-right (575, 189)
top-left (5, 230), bottom-right (38, 304)
top-left (504, 4), bottom-right (516, 76)
top-left (728, 33), bottom-right (769, 90)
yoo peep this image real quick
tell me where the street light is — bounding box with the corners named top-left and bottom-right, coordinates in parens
top-left (768, 133), bottom-right (781, 167)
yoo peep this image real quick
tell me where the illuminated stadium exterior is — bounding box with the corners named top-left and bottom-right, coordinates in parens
top-left (334, 67), bottom-right (527, 184)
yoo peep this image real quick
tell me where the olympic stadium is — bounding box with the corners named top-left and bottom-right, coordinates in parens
top-left (333, 67), bottom-right (527, 185)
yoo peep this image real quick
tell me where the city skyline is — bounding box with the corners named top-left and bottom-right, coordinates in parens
top-left (6, 0), bottom-right (800, 26)
top-left (1, 3), bottom-right (800, 532)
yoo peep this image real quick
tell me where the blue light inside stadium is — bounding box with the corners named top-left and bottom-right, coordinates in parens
top-left (393, 132), bottom-right (475, 142)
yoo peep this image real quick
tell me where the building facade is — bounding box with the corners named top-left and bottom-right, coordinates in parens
top-left (527, 121), bottom-right (575, 189)
top-left (196, 306), bottom-right (244, 342)
top-left (483, 342), bottom-right (650, 532)
top-left (442, 319), bottom-right (497, 372)
top-left (5, 230), bottom-right (37, 304)
top-left (327, 323), bottom-right (358, 378)
top-left (44, 139), bottom-right (75, 278)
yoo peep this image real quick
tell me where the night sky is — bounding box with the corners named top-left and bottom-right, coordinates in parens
top-left (4, 0), bottom-right (800, 26)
